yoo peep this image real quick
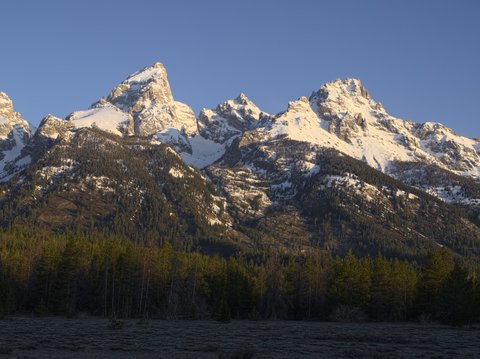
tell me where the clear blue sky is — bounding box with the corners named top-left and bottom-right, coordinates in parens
top-left (1, 0), bottom-right (479, 136)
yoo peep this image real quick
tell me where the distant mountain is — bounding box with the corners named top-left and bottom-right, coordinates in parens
top-left (0, 92), bottom-right (32, 182)
top-left (1, 63), bottom-right (479, 261)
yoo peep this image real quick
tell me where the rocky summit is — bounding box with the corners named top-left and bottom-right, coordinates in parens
top-left (1, 63), bottom-right (480, 262)
top-left (0, 92), bottom-right (32, 181)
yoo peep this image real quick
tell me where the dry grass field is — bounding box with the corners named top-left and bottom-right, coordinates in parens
top-left (0, 317), bottom-right (479, 358)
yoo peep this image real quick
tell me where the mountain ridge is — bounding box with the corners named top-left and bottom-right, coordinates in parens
top-left (1, 62), bottom-right (479, 261)
top-left (4, 64), bottom-right (478, 176)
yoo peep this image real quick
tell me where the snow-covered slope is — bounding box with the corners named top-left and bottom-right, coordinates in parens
top-left (156, 93), bottom-right (269, 169)
top-left (66, 100), bottom-right (133, 136)
top-left (180, 134), bottom-right (226, 168)
top-left (0, 92), bottom-right (31, 181)
top-left (254, 78), bottom-right (480, 180)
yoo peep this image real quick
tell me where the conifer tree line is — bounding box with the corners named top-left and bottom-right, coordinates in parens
top-left (0, 229), bottom-right (479, 325)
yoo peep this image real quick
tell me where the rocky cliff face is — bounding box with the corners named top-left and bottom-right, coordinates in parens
top-left (197, 93), bottom-right (269, 144)
top-left (0, 92), bottom-right (31, 181)
top-left (106, 62), bottom-right (197, 137)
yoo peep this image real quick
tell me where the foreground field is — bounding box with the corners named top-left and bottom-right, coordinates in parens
top-left (0, 317), bottom-right (479, 358)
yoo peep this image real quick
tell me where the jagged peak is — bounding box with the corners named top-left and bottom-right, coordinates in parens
top-left (309, 77), bottom-right (385, 119)
top-left (0, 92), bottom-right (29, 131)
top-left (123, 62), bottom-right (168, 84)
top-left (36, 114), bottom-right (67, 133)
top-left (286, 96), bottom-right (312, 112)
top-left (318, 78), bottom-right (370, 99)
top-left (105, 62), bottom-right (173, 97)
top-left (196, 94), bottom-right (267, 145)
top-left (0, 91), bottom-right (14, 111)
top-left (235, 92), bottom-right (251, 105)
top-left (41, 114), bottom-right (63, 123)
top-left (232, 93), bottom-right (269, 118)
top-left (63, 62), bottom-right (198, 138)
top-left (34, 113), bottom-right (75, 142)
top-left (214, 93), bottom-right (266, 121)
top-left (106, 61), bottom-right (173, 104)
top-left (0, 91), bottom-right (11, 101)
top-left (413, 121), bottom-right (455, 138)
top-left (339, 77), bottom-right (363, 88)
top-left (151, 62), bottom-right (165, 68)
top-left (420, 121), bottom-right (447, 129)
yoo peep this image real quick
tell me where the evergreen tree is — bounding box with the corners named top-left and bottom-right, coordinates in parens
top-left (416, 248), bottom-right (454, 319)
top-left (328, 250), bottom-right (371, 313)
top-left (50, 239), bottom-right (81, 315)
top-left (0, 264), bottom-right (15, 317)
top-left (389, 258), bottom-right (417, 320)
top-left (369, 254), bottom-right (393, 320)
top-left (260, 255), bottom-right (289, 319)
top-left (0, 228), bottom-right (479, 324)
top-left (438, 264), bottom-right (476, 325)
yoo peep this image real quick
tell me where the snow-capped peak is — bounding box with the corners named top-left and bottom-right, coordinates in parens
top-left (259, 78), bottom-right (480, 179)
top-left (322, 78), bottom-right (370, 99)
top-left (34, 114), bottom-right (73, 140)
top-left (0, 91), bottom-right (30, 134)
top-left (234, 92), bottom-right (253, 105)
top-left (286, 96), bottom-right (311, 112)
top-left (123, 62), bottom-right (167, 84)
top-left (0, 91), bottom-right (31, 181)
top-left (104, 62), bottom-right (196, 137)
top-left (34, 62), bottom-right (198, 140)
top-left (310, 78), bottom-right (385, 122)
top-left (340, 78), bottom-right (369, 97)
top-left (197, 94), bottom-right (268, 144)
top-left (0, 92), bottom-right (14, 111)
top-left (220, 93), bottom-right (266, 121)
top-left (107, 62), bottom-right (174, 114)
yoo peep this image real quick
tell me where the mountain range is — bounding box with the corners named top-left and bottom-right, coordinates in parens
top-left (1, 63), bottom-right (480, 262)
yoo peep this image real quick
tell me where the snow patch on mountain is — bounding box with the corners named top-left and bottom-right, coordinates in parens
top-left (197, 108), bottom-right (240, 143)
top-left (181, 135), bottom-right (226, 168)
top-left (0, 92), bottom-right (31, 181)
top-left (155, 128), bottom-right (192, 153)
top-left (168, 167), bottom-right (184, 178)
top-left (263, 96), bottom-right (413, 173)
top-left (125, 64), bottom-right (167, 84)
top-left (0, 125), bottom-right (30, 181)
top-left (67, 102), bottom-right (132, 136)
